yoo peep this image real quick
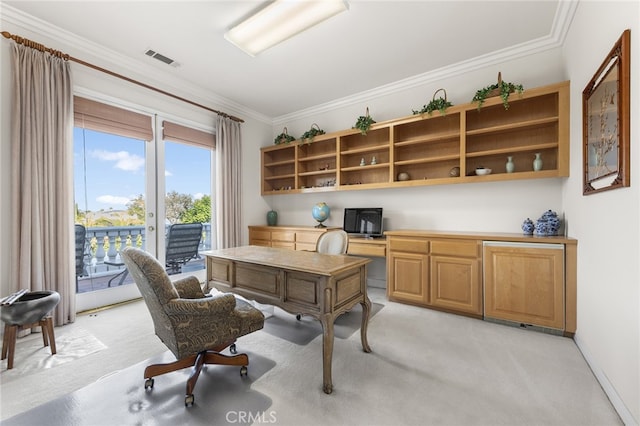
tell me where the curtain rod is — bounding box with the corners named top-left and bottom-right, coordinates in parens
top-left (1, 31), bottom-right (244, 123)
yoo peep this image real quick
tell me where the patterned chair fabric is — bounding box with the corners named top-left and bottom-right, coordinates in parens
top-left (120, 247), bottom-right (264, 360)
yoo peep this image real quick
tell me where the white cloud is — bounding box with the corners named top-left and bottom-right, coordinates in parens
top-left (165, 170), bottom-right (173, 177)
top-left (194, 193), bottom-right (205, 200)
top-left (91, 149), bottom-right (145, 172)
top-left (96, 195), bottom-right (131, 206)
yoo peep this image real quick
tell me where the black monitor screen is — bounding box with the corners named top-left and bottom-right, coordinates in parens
top-left (343, 208), bottom-right (383, 237)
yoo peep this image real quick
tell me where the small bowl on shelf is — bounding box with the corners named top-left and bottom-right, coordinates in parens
top-left (475, 168), bottom-right (492, 176)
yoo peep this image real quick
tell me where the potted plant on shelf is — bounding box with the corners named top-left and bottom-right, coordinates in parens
top-left (274, 127), bottom-right (296, 145)
top-left (300, 123), bottom-right (325, 143)
top-left (353, 107), bottom-right (376, 135)
top-left (412, 88), bottom-right (453, 116)
top-left (471, 72), bottom-right (524, 110)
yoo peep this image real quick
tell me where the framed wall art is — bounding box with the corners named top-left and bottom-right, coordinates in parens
top-left (583, 29), bottom-right (630, 195)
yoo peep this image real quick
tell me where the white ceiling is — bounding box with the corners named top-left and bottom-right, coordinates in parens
top-left (3, 1), bottom-right (569, 122)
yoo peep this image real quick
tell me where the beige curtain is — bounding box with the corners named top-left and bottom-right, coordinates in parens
top-left (215, 115), bottom-right (242, 248)
top-left (9, 41), bottom-right (75, 325)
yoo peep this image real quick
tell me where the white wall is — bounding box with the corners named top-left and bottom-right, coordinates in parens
top-left (562, 2), bottom-right (639, 424)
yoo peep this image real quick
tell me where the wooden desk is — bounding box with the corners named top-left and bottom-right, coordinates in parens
top-left (203, 246), bottom-right (372, 394)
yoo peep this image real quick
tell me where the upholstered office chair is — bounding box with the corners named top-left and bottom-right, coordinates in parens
top-left (316, 230), bottom-right (349, 255)
top-left (120, 247), bottom-right (265, 407)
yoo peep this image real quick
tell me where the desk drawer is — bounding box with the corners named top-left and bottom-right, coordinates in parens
top-left (250, 230), bottom-right (271, 241)
top-left (431, 239), bottom-right (479, 258)
top-left (271, 230), bottom-right (295, 242)
top-left (389, 238), bottom-right (429, 254)
top-left (348, 242), bottom-right (386, 257)
top-left (295, 231), bottom-right (323, 244)
top-left (235, 263), bottom-right (280, 297)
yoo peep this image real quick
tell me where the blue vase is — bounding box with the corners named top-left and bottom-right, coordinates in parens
top-left (521, 218), bottom-right (534, 235)
top-left (266, 210), bottom-right (278, 226)
top-left (535, 210), bottom-right (560, 236)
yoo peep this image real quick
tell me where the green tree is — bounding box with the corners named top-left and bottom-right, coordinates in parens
top-left (181, 195), bottom-right (211, 223)
top-left (165, 191), bottom-right (193, 224)
top-left (127, 194), bottom-right (145, 222)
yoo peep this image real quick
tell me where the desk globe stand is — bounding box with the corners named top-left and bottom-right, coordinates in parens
top-left (312, 202), bottom-right (330, 228)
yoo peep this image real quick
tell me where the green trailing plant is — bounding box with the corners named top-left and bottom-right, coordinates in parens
top-left (274, 127), bottom-right (295, 145)
top-left (472, 72), bottom-right (523, 110)
top-left (353, 107), bottom-right (376, 135)
top-left (300, 123), bottom-right (325, 143)
top-left (413, 88), bottom-right (453, 116)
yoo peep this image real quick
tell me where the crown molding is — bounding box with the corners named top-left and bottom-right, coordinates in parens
top-left (2, 1), bottom-right (578, 128)
top-left (0, 4), bottom-right (271, 125)
top-left (273, 0), bottom-right (578, 126)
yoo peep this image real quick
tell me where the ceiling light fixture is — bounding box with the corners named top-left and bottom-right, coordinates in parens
top-left (225, 0), bottom-right (349, 56)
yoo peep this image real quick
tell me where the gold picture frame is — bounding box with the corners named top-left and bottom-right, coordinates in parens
top-left (583, 29), bottom-right (630, 195)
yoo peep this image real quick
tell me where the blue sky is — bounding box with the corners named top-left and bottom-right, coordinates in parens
top-left (74, 128), bottom-right (211, 212)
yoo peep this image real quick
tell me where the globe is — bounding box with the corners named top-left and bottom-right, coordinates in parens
top-left (312, 202), bottom-right (330, 228)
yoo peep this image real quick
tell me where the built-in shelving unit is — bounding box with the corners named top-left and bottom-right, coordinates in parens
top-left (261, 81), bottom-right (569, 195)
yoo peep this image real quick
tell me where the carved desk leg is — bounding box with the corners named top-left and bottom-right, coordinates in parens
top-left (320, 312), bottom-right (335, 394)
top-left (360, 296), bottom-right (372, 353)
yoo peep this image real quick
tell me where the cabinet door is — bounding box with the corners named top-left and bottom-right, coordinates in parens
top-left (483, 243), bottom-right (564, 329)
top-left (430, 256), bottom-right (481, 315)
top-left (388, 251), bottom-right (429, 304)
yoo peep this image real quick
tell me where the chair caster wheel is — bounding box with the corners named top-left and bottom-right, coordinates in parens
top-left (185, 394), bottom-right (194, 407)
top-left (230, 343), bottom-right (237, 354)
top-left (144, 378), bottom-right (154, 390)
top-left (240, 366), bottom-right (248, 377)
top-left (296, 314), bottom-right (302, 321)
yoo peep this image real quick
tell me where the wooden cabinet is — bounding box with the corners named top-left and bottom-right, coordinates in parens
top-left (261, 81), bottom-right (569, 195)
top-left (386, 230), bottom-right (577, 334)
top-left (430, 239), bottom-right (481, 315)
top-left (248, 226), bottom-right (338, 251)
top-left (483, 242), bottom-right (565, 330)
top-left (387, 237), bottom-right (430, 305)
top-left (386, 235), bottom-right (481, 316)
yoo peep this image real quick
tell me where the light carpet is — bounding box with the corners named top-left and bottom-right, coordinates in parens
top-left (1, 326), bottom-right (107, 382)
top-left (1, 294), bottom-right (622, 426)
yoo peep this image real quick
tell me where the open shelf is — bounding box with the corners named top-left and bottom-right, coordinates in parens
top-left (261, 81), bottom-right (569, 195)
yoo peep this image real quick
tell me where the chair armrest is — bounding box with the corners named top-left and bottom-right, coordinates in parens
top-left (173, 276), bottom-right (205, 299)
top-left (164, 293), bottom-right (236, 316)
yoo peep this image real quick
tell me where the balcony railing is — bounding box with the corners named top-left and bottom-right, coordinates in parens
top-left (77, 223), bottom-right (212, 293)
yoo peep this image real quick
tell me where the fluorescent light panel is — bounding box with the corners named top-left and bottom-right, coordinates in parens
top-left (225, 0), bottom-right (349, 56)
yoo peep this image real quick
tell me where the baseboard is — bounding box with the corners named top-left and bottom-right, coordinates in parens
top-left (574, 333), bottom-right (637, 425)
top-left (483, 317), bottom-right (565, 336)
top-left (366, 277), bottom-right (386, 289)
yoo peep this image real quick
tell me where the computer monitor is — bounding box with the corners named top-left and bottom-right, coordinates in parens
top-left (342, 208), bottom-right (383, 238)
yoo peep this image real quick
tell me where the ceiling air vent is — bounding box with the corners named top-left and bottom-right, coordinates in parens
top-left (144, 49), bottom-right (180, 67)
